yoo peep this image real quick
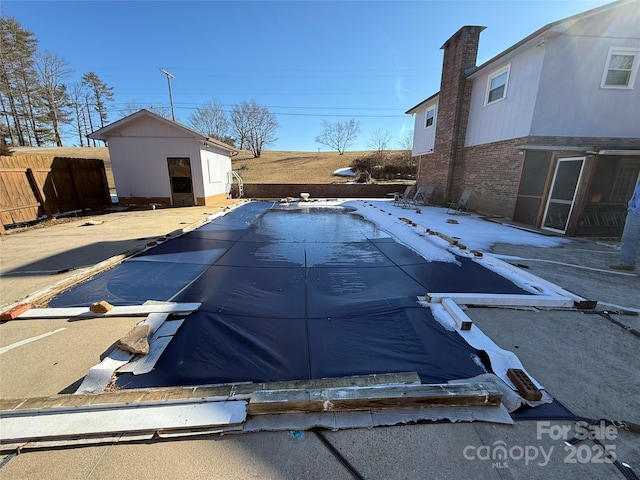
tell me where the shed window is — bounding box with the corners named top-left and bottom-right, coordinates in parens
top-left (485, 65), bottom-right (510, 105)
top-left (601, 48), bottom-right (639, 89)
top-left (425, 106), bottom-right (436, 128)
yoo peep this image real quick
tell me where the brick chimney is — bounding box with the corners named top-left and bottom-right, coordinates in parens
top-left (422, 26), bottom-right (484, 203)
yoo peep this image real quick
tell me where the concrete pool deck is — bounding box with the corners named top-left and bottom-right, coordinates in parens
top-left (0, 200), bottom-right (639, 479)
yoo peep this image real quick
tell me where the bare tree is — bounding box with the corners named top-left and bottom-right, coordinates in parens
top-left (398, 128), bottom-right (414, 152)
top-left (315, 119), bottom-right (360, 155)
top-left (68, 82), bottom-right (86, 146)
top-left (366, 128), bottom-right (393, 154)
top-left (119, 102), bottom-right (144, 117)
top-left (188, 100), bottom-right (229, 140)
top-left (398, 128), bottom-right (414, 160)
top-left (119, 103), bottom-right (172, 120)
top-left (230, 100), bottom-right (278, 157)
top-left (35, 51), bottom-right (72, 146)
top-left (148, 105), bottom-right (171, 119)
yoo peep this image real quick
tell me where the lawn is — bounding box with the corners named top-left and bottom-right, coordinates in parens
top-left (231, 150), bottom-right (368, 183)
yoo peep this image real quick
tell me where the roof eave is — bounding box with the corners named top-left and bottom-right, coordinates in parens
top-left (204, 137), bottom-right (239, 155)
top-left (405, 92), bottom-right (440, 114)
top-left (87, 109), bottom-right (155, 140)
top-left (467, 1), bottom-right (625, 78)
top-left (88, 109), bottom-right (236, 154)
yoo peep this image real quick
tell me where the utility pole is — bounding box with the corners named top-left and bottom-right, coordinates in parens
top-left (160, 68), bottom-right (175, 121)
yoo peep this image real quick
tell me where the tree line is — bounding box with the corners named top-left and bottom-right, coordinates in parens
top-left (0, 17), bottom-right (281, 157)
top-left (0, 17), bottom-right (114, 148)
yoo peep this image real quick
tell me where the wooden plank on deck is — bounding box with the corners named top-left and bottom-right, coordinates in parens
top-left (0, 372), bottom-right (422, 414)
top-left (423, 293), bottom-right (574, 308)
top-left (441, 298), bottom-right (473, 330)
top-left (248, 382), bottom-right (502, 415)
top-left (16, 302), bottom-right (201, 319)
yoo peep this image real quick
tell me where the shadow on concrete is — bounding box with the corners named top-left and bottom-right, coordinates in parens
top-left (0, 238), bottom-right (157, 278)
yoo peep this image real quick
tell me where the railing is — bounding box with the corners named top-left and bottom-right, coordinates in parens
top-left (227, 170), bottom-right (244, 198)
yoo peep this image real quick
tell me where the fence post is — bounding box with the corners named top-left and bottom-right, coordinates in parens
top-left (26, 168), bottom-right (52, 219)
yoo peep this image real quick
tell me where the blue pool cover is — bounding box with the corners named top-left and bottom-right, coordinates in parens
top-left (51, 202), bottom-right (531, 388)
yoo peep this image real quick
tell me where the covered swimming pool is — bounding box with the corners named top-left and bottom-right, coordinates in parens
top-left (51, 201), bottom-right (538, 390)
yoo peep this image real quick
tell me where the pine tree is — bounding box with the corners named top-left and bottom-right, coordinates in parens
top-left (81, 71), bottom-right (114, 132)
top-left (0, 17), bottom-right (69, 147)
top-left (0, 17), bottom-right (38, 146)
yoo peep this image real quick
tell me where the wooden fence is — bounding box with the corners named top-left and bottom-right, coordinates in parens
top-left (0, 155), bottom-right (111, 234)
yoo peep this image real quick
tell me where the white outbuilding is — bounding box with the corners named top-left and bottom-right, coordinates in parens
top-left (88, 109), bottom-right (239, 206)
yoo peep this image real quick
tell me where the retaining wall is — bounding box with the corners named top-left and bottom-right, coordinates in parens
top-left (241, 183), bottom-right (409, 200)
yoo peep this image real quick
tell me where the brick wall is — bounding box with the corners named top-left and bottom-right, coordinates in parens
top-left (242, 183), bottom-right (408, 200)
top-left (456, 137), bottom-right (527, 218)
top-left (449, 135), bottom-right (640, 219)
top-left (417, 26), bottom-right (484, 204)
top-left (417, 137), bottom-right (553, 217)
top-left (414, 153), bottom-right (448, 205)
top-left (413, 22), bottom-right (639, 221)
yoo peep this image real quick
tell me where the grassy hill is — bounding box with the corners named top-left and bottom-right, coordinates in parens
top-left (231, 150), bottom-right (368, 183)
top-left (10, 147), bottom-right (411, 193)
top-left (11, 146), bottom-right (110, 161)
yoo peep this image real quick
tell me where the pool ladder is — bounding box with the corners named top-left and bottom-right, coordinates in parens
top-left (228, 170), bottom-right (244, 198)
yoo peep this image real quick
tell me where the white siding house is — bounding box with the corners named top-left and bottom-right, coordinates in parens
top-left (465, 45), bottom-right (545, 146)
top-left (406, 94), bottom-right (439, 156)
top-left (530, 17), bottom-right (640, 138)
top-left (88, 109), bottom-right (238, 206)
top-left (406, 0), bottom-right (640, 236)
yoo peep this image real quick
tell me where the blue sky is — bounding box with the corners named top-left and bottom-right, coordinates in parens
top-left (3, 0), bottom-right (615, 151)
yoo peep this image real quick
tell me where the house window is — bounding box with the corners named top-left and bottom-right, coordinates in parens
top-left (485, 65), bottom-right (510, 105)
top-left (425, 106), bottom-right (435, 128)
top-left (601, 47), bottom-right (639, 89)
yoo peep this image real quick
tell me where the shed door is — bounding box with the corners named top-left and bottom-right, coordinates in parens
top-left (167, 157), bottom-right (194, 206)
top-left (541, 157), bottom-right (585, 233)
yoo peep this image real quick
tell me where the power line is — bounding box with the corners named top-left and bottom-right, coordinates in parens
top-left (67, 66), bottom-right (438, 74)
top-left (111, 101), bottom-right (402, 111)
top-left (112, 105), bottom-right (407, 119)
top-left (260, 111), bottom-right (405, 118)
